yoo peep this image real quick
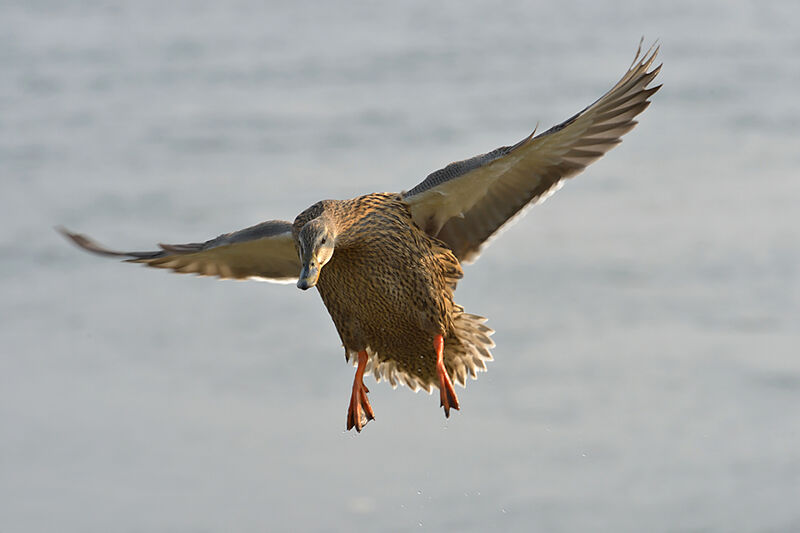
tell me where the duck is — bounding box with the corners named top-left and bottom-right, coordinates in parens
top-left (60, 43), bottom-right (661, 432)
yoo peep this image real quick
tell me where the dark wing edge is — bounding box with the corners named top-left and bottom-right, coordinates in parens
top-left (403, 41), bottom-right (662, 263)
top-left (57, 220), bottom-right (302, 283)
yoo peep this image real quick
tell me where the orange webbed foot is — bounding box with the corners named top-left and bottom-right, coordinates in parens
top-left (346, 350), bottom-right (375, 432)
top-left (434, 334), bottom-right (460, 418)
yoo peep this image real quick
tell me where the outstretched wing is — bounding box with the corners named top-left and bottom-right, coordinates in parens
top-left (403, 42), bottom-right (662, 263)
top-left (58, 220), bottom-right (301, 283)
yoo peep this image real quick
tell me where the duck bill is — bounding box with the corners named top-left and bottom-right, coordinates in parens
top-left (297, 264), bottom-right (319, 290)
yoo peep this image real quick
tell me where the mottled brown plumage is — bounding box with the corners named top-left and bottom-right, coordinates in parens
top-left (293, 194), bottom-right (491, 393)
top-left (59, 43), bottom-right (661, 432)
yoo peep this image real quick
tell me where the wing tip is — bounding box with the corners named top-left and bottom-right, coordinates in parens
top-left (55, 225), bottom-right (80, 243)
top-left (632, 37), bottom-right (660, 69)
top-left (56, 225), bottom-right (121, 258)
top-left (57, 225), bottom-right (165, 260)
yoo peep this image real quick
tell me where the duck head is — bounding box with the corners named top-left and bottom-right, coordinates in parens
top-left (296, 216), bottom-right (337, 290)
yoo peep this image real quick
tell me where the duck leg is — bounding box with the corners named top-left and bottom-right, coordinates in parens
top-left (435, 334), bottom-right (460, 417)
top-left (346, 349), bottom-right (375, 432)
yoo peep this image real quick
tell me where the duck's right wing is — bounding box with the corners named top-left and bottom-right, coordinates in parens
top-left (58, 220), bottom-right (301, 283)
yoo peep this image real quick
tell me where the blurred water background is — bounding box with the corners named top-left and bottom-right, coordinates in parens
top-left (1, 1), bottom-right (799, 531)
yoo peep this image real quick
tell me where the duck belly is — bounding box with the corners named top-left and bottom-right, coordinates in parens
top-left (316, 238), bottom-right (470, 388)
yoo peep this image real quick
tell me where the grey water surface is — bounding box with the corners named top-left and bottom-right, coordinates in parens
top-left (2, 1), bottom-right (799, 532)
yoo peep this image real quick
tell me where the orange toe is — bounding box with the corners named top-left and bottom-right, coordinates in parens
top-left (434, 334), bottom-right (460, 418)
top-left (346, 350), bottom-right (374, 432)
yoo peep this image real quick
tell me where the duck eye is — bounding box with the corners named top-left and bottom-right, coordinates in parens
top-left (320, 237), bottom-right (327, 245)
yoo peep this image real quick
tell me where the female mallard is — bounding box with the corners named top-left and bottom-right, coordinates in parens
top-left (60, 44), bottom-right (661, 432)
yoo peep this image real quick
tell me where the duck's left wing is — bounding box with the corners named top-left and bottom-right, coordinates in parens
top-left (58, 220), bottom-right (301, 283)
top-left (403, 43), bottom-right (661, 263)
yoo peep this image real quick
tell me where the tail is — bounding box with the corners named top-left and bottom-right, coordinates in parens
top-left (355, 237), bottom-right (494, 393)
top-left (353, 307), bottom-right (494, 394)
top-left (443, 305), bottom-right (495, 387)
